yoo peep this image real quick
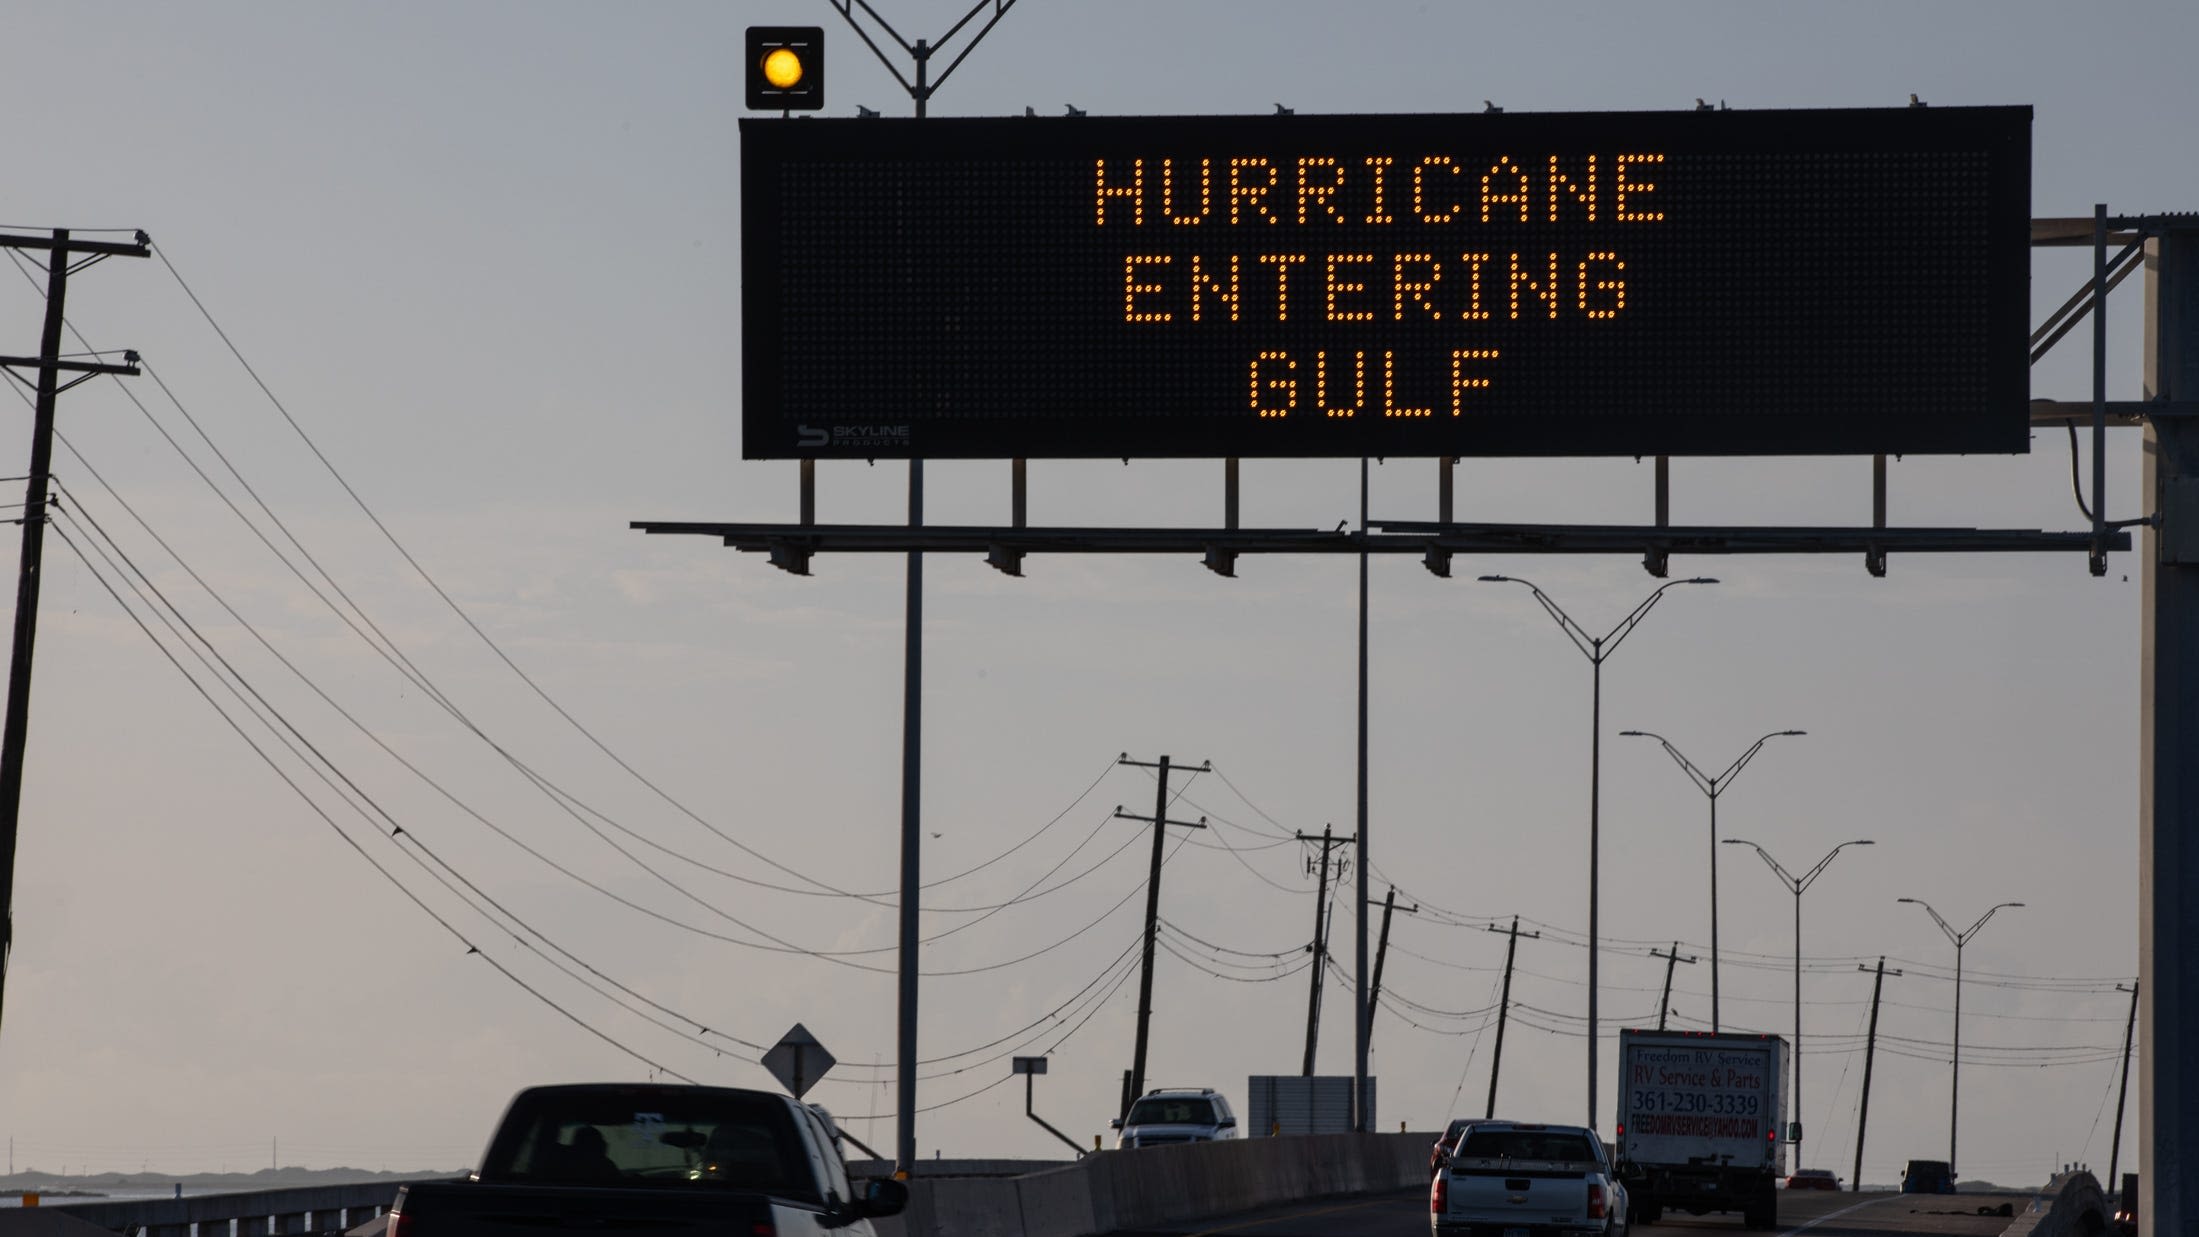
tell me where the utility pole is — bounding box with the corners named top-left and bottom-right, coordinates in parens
top-left (2110, 980), bottom-right (2138, 1188)
top-left (0, 228), bottom-right (148, 1036)
top-left (1484, 916), bottom-right (1539, 1118)
top-left (1364, 885), bottom-right (1417, 1053)
top-left (1650, 942), bottom-right (1697, 1031)
top-left (1852, 956), bottom-right (1900, 1193)
top-left (1297, 825), bottom-right (1354, 1075)
top-left (1114, 753), bottom-right (1208, 1114)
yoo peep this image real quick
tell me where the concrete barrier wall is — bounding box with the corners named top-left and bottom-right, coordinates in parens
top-left (2002, 1170), bottom-right (2107, 1237)
top-left (902, 1132), bottom-right (1428, 1237)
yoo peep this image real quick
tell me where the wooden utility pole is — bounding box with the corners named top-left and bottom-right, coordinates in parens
top-left (1114, 754), bottom-right (1207, 1114)
top-left (1297, 825), bottom-right (1355, 1074)
top-left (1484, 916), bottom-right (1539, 1118)
top-left (1852, 956), bottom-right (1901, 1192)
top-left (2110, 980), bottom-right (2138, 1188)
top-left (0, 229), bottom-right (148, 1037)
top-left (1364, 885), bottom-right (1417, 1052)
top-left (1651, 941), bottom-right (1698, 1031)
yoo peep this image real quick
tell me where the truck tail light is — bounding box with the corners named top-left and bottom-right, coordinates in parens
top-left (1431, 1171), bottom-right (1447, 1214)
top-left (751, 1225), bottom-right (776, 1237)
top-left (1587, 1183), bottom-right (1606, 1219)
top-left (1615, 1123), bottom-right (1625, 1138)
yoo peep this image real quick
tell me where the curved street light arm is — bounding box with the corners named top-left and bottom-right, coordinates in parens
top-left (1899, 897), bottom-right (1961, 946)
top-left (1795, 839), bottom-right (1874, 894)
top-left (1620, 730), bottom-right (1717, 797)
top-left (1717, 728), bottom-right (1805, 790)
top-left (1600, 577), bottom-right (1717, 659)
top-left (1479, 575), bottom-right (1598, 661)
top-left (1961, 901), bottom-right (2025, 943)
top-left (1725, 837), bottom-right (1800, 889)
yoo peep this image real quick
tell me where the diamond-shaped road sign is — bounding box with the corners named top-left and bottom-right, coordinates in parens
top-left (762, 1023), bottom-right (836, 1100)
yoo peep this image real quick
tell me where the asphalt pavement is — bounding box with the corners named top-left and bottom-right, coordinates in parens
top-left (1094, 1187), bottom-right (2034, 1236)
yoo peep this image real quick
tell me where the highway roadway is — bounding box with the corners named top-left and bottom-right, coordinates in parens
top-left (1096, 1187), bottom-right (2033, 1237)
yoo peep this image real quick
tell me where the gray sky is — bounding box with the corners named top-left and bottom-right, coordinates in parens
top-left (0, 0), bottom-right (2184, 1185)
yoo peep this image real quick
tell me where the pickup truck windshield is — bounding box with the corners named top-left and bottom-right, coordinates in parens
top-left (479, 1089), bottom-right (817, 1202)
top-left (1457, 1129), bottom-right (1598, 1163)
top-left (1125, 1098), bottom-right (1216, 1126)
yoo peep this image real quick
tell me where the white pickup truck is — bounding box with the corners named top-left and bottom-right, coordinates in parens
top-left (1430, 1120), bottom-right (1628, 1237)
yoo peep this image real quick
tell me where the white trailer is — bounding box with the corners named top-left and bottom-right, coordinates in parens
top-left (1614, 1029), bottom-right (1788, 1228)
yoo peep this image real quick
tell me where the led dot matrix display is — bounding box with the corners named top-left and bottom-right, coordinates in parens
top-left (742, 106), bottom-right (2030, 460)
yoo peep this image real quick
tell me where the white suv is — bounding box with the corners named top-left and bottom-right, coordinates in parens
top-left (1113, 1088), bottom-right (1238, 1149)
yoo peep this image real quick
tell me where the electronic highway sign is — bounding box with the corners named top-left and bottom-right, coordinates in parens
top-left (740, 106), bottom-right (2029, 460)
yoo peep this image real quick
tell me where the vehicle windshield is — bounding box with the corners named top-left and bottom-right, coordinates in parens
top-left (1457, 1129), bottom-right (1598, 1163)
top-left (480, 1089), bottom-right (817, 1201)
top-left (1126, 1097), bottom-right (1217, 1126)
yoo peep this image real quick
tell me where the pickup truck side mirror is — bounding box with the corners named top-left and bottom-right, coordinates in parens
top-left (1217, 1119), bottom-right (1236, 1129)
top-left (855, 1177), bottom-right (908, 1219)
top-left (1109, 1118), bottom-right (1123, 1130)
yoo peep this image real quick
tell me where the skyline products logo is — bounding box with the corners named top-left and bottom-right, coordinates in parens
top-left (797, 423), bottom-right (912, 450)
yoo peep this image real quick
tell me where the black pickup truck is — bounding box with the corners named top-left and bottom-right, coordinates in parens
top-left (387, 1083), bottom-right (906, 1237)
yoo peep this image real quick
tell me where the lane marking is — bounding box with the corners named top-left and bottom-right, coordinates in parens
top-left (1182, 1196), bottom-right (1389, 1236)
top-left (1784, 1193), bottom-right (1894, 1232)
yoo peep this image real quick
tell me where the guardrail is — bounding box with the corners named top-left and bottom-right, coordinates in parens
top-left (42, 1180), bottom-right (454, 1237)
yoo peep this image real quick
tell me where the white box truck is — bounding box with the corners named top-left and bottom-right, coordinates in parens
top-left (1614, 1029), bottom-right (1789, 1228)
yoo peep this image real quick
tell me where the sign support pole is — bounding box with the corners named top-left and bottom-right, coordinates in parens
top-left (2141, 220), bottom-right (2199, 1237)
top-left (1354, 457), bottom-right (1372, 1132)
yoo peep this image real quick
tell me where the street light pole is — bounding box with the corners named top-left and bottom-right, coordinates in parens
top-left (1898, 898), bottom-right (2023, 1178)
top-left (1621, 729), bottom-right (1806, 1032)
top-left (1725, 838), bottom-right (1873, 1152)
top-left (1479, 574), bottom-right (1716, 1130)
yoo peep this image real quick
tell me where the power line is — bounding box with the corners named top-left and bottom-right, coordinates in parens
top-left (149, 243), bottom-right (916, 906)
top-left (47, 485), bottom-right (1167, 1078)
top-left (46, 521), bottom-right (698, 1083)
top-left (46, 420), bottom-right (1164, 981)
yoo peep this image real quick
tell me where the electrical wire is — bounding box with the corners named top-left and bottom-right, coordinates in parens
top-left (47, 521), bottom-right (697, 1083)
top-left (37, 455), bottom-right (868, 964)
top-left (39, 392), bottom-right (1169, 980)
top-left (1158, 937), bottom-right (1311, 984)
top-left (19, 245), bottom-right (1104, 914)
top-left (48, 479), bottom-right (1168, 1075)
top-left (152, 244), bottom-right (943, 906)
top-left (1203, 763), bottom-right (1302, 839)
top-left (1157, 920), bottom-right (1301, 959)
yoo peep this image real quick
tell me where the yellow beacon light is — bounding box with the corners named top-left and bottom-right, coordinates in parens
top-left (762, 47), bottom-right (804, 91)
top-left (746, 26), bottom-right (823, 110)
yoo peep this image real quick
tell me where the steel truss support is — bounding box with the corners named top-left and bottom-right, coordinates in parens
top-left (632, 519), bottom-right (2129, 563)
